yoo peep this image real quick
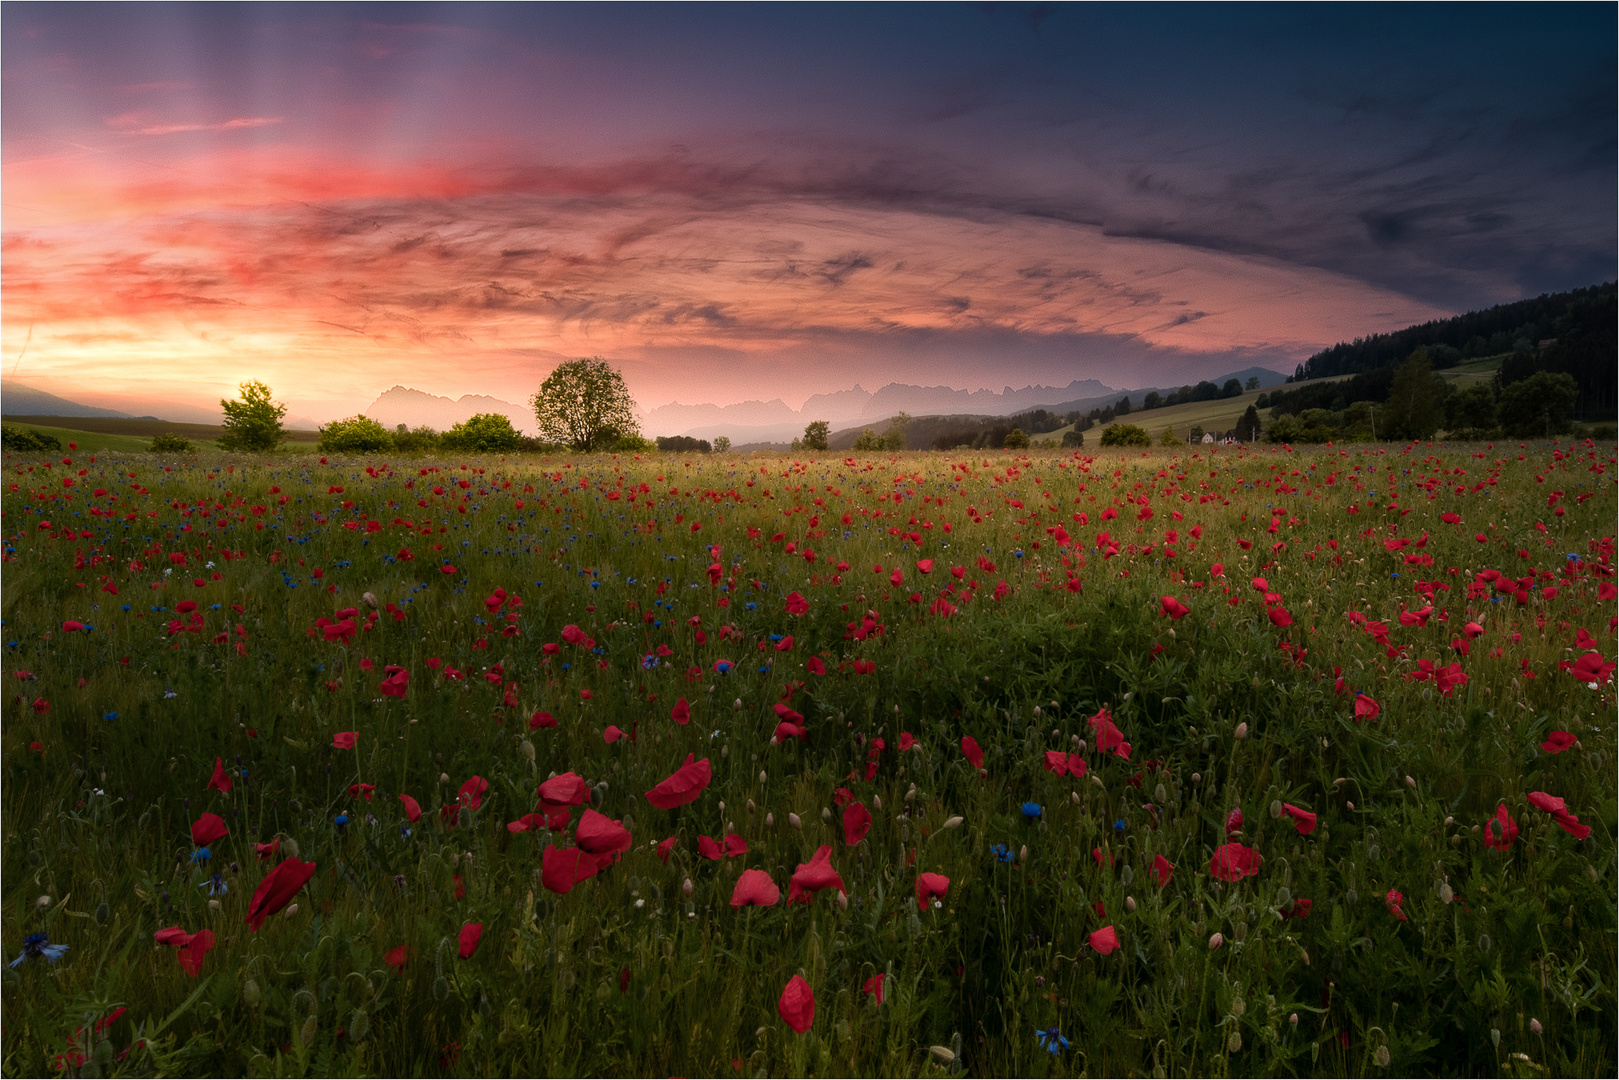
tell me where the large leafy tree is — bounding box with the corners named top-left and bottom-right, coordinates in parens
top-left (531, 357), bottom-right (641, 452)
top-left (801, 420), bottom-right (830, 451)
top-left (1380, 350), bottom-right (1445, 440)
top-left (1497, 370), bottom-right (1579, 438)
top-left (218, 380), bottom-right (286, 452)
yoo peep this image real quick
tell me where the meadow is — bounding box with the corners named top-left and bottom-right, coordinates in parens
top-left (1, 437), bottom-right (1614, 1077)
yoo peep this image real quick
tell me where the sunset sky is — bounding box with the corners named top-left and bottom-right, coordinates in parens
top-left (3, 2), bottom-right (1614, 424)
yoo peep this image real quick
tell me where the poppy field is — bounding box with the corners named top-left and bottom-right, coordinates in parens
top-left (1, 438), bottom-right (1615, 1077)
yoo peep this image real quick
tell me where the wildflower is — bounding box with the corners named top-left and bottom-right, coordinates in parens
top-left (333, 731), bottom-right (358, 750)
top-left (778, 974), bottom-right (815, 1033)
top-left (576, 809), bottom-right (633, 860)
top-left (1483, 803), bottom-right (1518, 851)
top-left (991, 843), bottom-right (1016, 864)
top-left (9, 933), bottom-right (68, 968)
top-left (1354, 694), bottom-right (1380, 722)
top-left (1540, 730), bottom-right (1575, 754)
top-left (540, 845), bottom-right (603, 894)
top-left (1088, 707), bottom-right (1131, 759)
top-left (843, 802), bottom-right (872, 846)
top-left (730, 869), bottom-right (781, 907)
top-left (206, 756), bottom-right (233, 794)
top-left (1281, 804), bottom-right (1317, 835)
top-left (671, 697), bottom-right (691, 725)
top-left (1526, 791), bottom-right (1592, 839)
top-left (253, 839), bottom-right (280, 861)
top-left (457, 775), bottom-right (488, 811)
top-left (385, 945), bottom-right (412, 971)
top-left (191, 812), bottom-right (229, 847)
top-left (245, 858), bottom-right (317, 931)
top-left (1151, 853), bottom-right (1174, 886)
top-left (190, 847), bottom-right (212, 864)
top-left (915, 872), bottom-right (950, 909)
top-left (960, 735), bottom-right (984, 769)
top-left (644, 754), bottom-right (712, 809)
top-left (1385, 888), bottom-right (1408, 921)
top-left (1036, 1027), bottom-right (1071, 1053)
top-left (788, 845), bottom-right (845, 904)
top-left (1088, 925), bottom-right (1120, 955)
top-left (863, 972), bottom-right (887, 1004)
top-left (1021, 802), bottom-right (1043, 821)
top-left (1209, 842), bottom-right (1262, 881)
top-left (1225, 807), bottom-right (1244, 836)
top-left (200, 874), bottom-right (228, 896)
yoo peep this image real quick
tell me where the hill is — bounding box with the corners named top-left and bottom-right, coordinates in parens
top-left (1, 381), bottom-right (133, 418)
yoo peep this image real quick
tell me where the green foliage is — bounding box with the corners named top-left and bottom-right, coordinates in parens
top-left (217, 380), bottom-right (286, 453)
top-left (1159, 424), bottom-right (1177, 446)
top-left (443, 413), bottom-right (522, 453)
top-left (1245, 376), bottom-right (1261, 391)
top-left (1497, 370), bottom-right (1580, 438)
top-left (1221, 378), bottom-right (1243, 398)
top-left (1, 424), bottom-right (62, 452)
top-left (1445, 382), bottom-right (1498, 436)
top-left (801, 420), bottom-right (830, 451)
top-left (1143, 391), bottom-right (1163, 410)
top-left (316, 415), bottom-right (393, 455)
top-left (148, 432), bottom-right (194, 453)
top-left (655, 435), bottom-right (711, 453)
top-left (882, 412), bottom-right (910, 451)
top-left (531, 357), bottom-right (641, 451)
top-left (1060, 428), bottom-right (1084, 448)
top-left (1100, 422), bottom-right (1150, 447)
top-left (1001, 427), bottom-right (1029, 449)
top-left (852, 427), bottom-right (882, 452)
top-left (712, 436), bottom-right (731, 453)
top-left (1381, 350), bottom-right (1446, 440)
top-left (390, 424), bottom-right (442, 454)
top-left (1238, 403), bottom-right (1262, 441)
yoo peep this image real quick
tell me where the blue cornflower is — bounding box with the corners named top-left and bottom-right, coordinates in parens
top-left (334, 814), bottom-right (350, 832)
top-left (1113, 818), bottom-right (1127, 832)
top-left (1021, 802), bottom-right (1043, 821)
top-left (200, 874), bottom-right (228, 896)
top-left (641, 653), bottom-right (659, 670)
top-left (990, 843), bottom-right (1016, 863)
top-left (1035, 1027), bottom-right (1069, 1054)
top-left (10, 932), bottom-right (68, 968)
top-left (103, 712), bottom-right (118, 721)
top-left (190, 847), bottom-right (212, 863)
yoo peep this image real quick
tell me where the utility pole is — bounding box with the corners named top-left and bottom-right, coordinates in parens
top-left (1369, 404), bottom-right (1376, 443)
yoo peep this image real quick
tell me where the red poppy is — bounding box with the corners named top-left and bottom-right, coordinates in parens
top-left (576, 808), bottom-right (632, 859)
top-left (1208, 842), bottom-right (1262, 881)
top-left (1151, 853), bottom-right (1174, 886)
top-left (1527, 791), bottom-right (1591, 838)
top-left (385, 945), bottom-right (412, 971)
top-left (774, 703), bottom-right (805, 724)
top-left (380, 666), bottom-right (409, 699)
top-left (1540, 730), bottom-right (1575, 754)
top-left (153, 926), bottom-right (191, 947)
top-left (253, 839), bottom-right (281, 861)
top-left (1268, 605), bottom-right (1294, 628)
top-left (206, 756), bottom-right (232, 794)
top-left (698, 834), bottom-right (722, 860)
top-left (507, 813), bottom-right (550, 833)
top-left (774, 721), bottom-right (807, 742)
top-left (775, 635), bottom-right (794, 652)
top-left (1354, 694), bottom-right (1380, 722)
top-left (458, 775), bottom-right (488, 811)
top-left (724, 833), bottom-right (748, 857)
top-left (458, 922), bottom-right (482, 959)
top-left (915, 872), bottom-right (949, 908)
top-left (960, 736), bottom-right (984, 770)
top-left (561, 624), bottom-right (595, 649)
top-left (1160, 595), bottom-right (1190, 620)
top-left (539, 772), bottom-right (590, 814)
top-left (671, 698), bottom-right (691, 725)
top-left (778, 975), bottom-right (815, 1033)
top-left (245, 857), bottom-right (317, 930)
top-left (1281, 804), bottom-right (1317, 835)
top-left (863, 973), bottom-right (887, 1004)
top-left (657, 837), bottom-right (679, 864)
top-left (175, 928), bottom-right (215, 977)
top-left (1088, 708), bottom-right (1131, 760)
top-left (1089, 925), bottom-right (1120, 955)
top-left (806, 656), bottom-right (826, 676)
top-left (898, 731), bottom-right (916, 751)
top-left (399, 794), bottom-right (422, 822)
top-left (644, 754), bottom-right (712, 809)
top-left (731, 869), bottom-right (780, 907)
top-left (1043, 750), bottom-right (1088, 778)
top-left (788, 845), bottom-right (845, 904)
top-left (530, 710), bottom-right (557, 729)
top-left (603, 725), bottom-right (625, 743)
top-left (1385, 888), bottom-right (1408, 921)
top-left (1483, 803), bottom-right (1518, 851)
top-left (349, 782), bottom-right (375, 800)
top-left (1281, 898), bottom-right (1313, 919)
top-left (1571, 651), bottom-right (1615, 684)
top-left (916, 559), bottom-right (934, 574)
top-left (191, 812), bottom-right (229, 847)
top-left (784, 591), bottom-right (810, 615)
top-left (333, 731), bottom-right (357, 750)
top-left (843, 802), bottom-right (872, 846)
top-left (540, 845), bottom-right (603, 894)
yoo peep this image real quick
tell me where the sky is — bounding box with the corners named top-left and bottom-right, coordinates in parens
top-left (3, 2), bottom-right (1614, 423)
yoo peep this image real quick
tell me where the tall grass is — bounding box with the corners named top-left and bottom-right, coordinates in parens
top-left (2, 440), bottom-right (1614, 1076)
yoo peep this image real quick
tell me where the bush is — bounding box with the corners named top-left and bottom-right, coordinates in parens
top-left (656, 435), bottom-right (712, 453)
top-left (1497, 370), bottom-right (1579, 438)
top-left (442, 413), bottom-right (523, 453)
top-left (712, 436), bottom-right (731, 453)
top-left (317, 415), bottom-right (393, 454)
top-left (148, 432), bottom-right (194, 453)
top-left (391, 425), bottom-right (442, 454)
top-left (1060, 429), bottom-right (1084, 448)
top-left (1002, 427), bottom-right (1030, 449)
top-left (1159, 425), bottom-right (1177, 446)
top-left (1, 425), bottom-right (61, 452)
top-left (1099, 423), bottom-right (1151, 447)
top-left (217, 380), bottom-right (286, 452)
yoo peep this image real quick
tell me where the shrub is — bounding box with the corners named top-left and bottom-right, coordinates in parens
top-left (712, 436), bottom-right (731, 453)
top-left (1060, 429), bottom-right (1084, 448)
top-left (1497, 370), bottom-right (1579, 438)
top-left (1099, 423), bottom-right (1151, 447)
top-left (1002, 427), bottom-right (1030, 449)
top-left (217, 380), bottom-right (286, 452)
top-left (317, 415), bottom-right (393, 454)
top-left (655, 435), bottom-right (712, 453)
top-left (148, 432), bottom-right (194, 453)
top-left (442, 413), bottom-right (522, 453)
top-left (0, 425), bottom-right (61, 452)
top-left (391, 425), bottom-right (442, 454)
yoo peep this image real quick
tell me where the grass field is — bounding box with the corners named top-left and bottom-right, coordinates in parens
top-left (1, 437), bottom-right (1613, 1076)
top-left (1, 416), bottom-right (321, 451)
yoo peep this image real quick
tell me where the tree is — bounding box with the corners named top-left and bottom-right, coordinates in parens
top-left (218, 380), bottom-right (286, 452)
top-left (1060, 429), bottom-right (1084, 448)
top-left (1142, 391), bottom-right (1162, 410)
top-left (852, 428), bottom-right (882, 452)
top-left (1445, 382), bottom-right (1497, 434)
top-left (1245, 376), bottom-right (1261, 391)
top-left (801, 420), bottom-right (830, 451)
top-left (1497, 370), bottom-right (1578, 438)
top-left (531, 357), bottom-right (641, 452)
top-left (392, 424), bottom-right (441, 454)
top-left (712, 436), bottom-right (731, 453)
top-left (882, 412), bottom-right (911, 451)
top-left (1003, 427), bottom-right (1030, 449)
top-left (149, 432), bottom-right (194, 453)
top-left (444, 413), bottom-right (522, 453)
top-left (1100, 423), bottom-right (1151, 447)
top-left (1114, 396), bottom-right (1132, 417)
top-left (1221, 378), bottom-right (1243, 398)
top-left (1189, 424), bottom-right (1206, 442)
top-left (1238, 404), bottom-right (1262, 442)
top-left (318, 415), bottom-right (393, 454)
top-left (655, 435), bottom-right (711, 453)
top-left (1159, 425), bottom-right (1177, 446)
top-left (1379, 349), bottom-right (1444, 440)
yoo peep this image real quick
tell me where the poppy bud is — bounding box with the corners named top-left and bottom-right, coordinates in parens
top-left (759, 771), bottom-right (767, 785)
top-left (1191, 773), bottom-right (1201, 785)
top-left (209, 899), bottom-right (221, 911)
top-left (1490, 1029), bottom-right (1500, 1048)
top-left (766, 813), bottom-right (775, 826)
top-left (1033, 707), bottom-right (1042, 717)
top-left (929, 1047), bottom-right (955, 1064)
top-left (721, 745), bottom-right (729, 758)
top-left (439, 773), bottom-right (450, 784)
top-left (284, 903), bottom-right (298, 918)
top-left (1228, 1032), bottom-right (1242, 1053)
top-left (1019, 844), bottom-right (1028, 862)
top-left (821, 807), bottom-right (832, 823)
top-left (682, 878), bottom-right (694, 896)
top-left (520, 740), bottom-right (535, 763)
top-left (1444, 816), bottom-right (1453, 826)
top-left (283, 838), bottom-right (299, 858)
top-left (943, 816), bottom-right (964, 830)
top-left (36, 895), bottom-right (50, 910)
top-left (789, 813), bottom-right (802, 829)
top-left (734, 699), bottom-right (742, 710)
top-left (1091, 775), bottom-right (1104, 789)
top-left (1155, 783), bottom-right (1168, 803)
top-left (905, 785), bottom-right (917, 803)
top-left (1071, 734), bottom-right (1082, 748)
top-left (1126, 896), bottom-right (1136, 912)
top-left (836, 890), bottom-right (848, 909)
top-left (1405, 776), bottom-right (1416, 790)
top-left (1347, 801), bottom-right (1355, 811)
top-left (1071, 792), bottom-right (1081, 805)
top-left (873, 795), bottom-right (882, 811)
top-left (747, 799), bottom-right (756, 814)
top-left (718, 801), bottom-right (726, 815)
top-left (1530, 1018), bottom-right (1542, 1035)
top-left (1270, 800), bottom-right (1283, 819)
top-left (1289, 1013), bottom-right (1298, 1027)
top-left (362, 592), bottom-right (378, 609)
top-left (1209, 932), bottom-right (1224, 950)
top-left (1439, 882), bottom-right (1453, 904)
top-left (1231, 998), bottom-right (1246, 1018)
top-left (1234, 722), bottom-right (1248, 739)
